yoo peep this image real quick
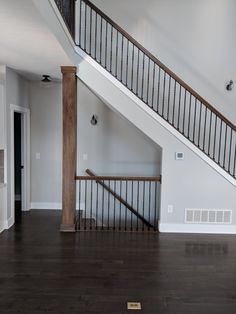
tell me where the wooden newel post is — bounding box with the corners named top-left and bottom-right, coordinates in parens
top-left (60, 66), bottom-right (77, 232)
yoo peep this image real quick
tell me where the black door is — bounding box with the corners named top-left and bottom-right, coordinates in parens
top-left (14, 112), bottom-right (22, 221)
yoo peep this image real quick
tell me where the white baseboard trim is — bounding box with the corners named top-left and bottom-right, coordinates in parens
top-left (159, 222), bottom-right (236, 234)
top-left (0, 221), bottom-right (5, 233)
top-left (31, 202), bottom-right (62, 210)
top-left (31, 202), bottom-right (85, 210)
top-left (0, 216), bottom-right (14, 233)
top-left (6, 216), bottom-right (14, 229)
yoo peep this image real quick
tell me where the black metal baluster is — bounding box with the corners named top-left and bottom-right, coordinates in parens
top-left (203, 106), bottom-right (207, 151)
top-left (136, 181), bottom-right (139, 231)
top-left (233, 140), bottom-right (236, 177)
top-left (167, 75), bottom-right (171, 122)
top-left (102, 180), bottom-right (104, 230)
top-left (104, 21), bottom-right (108, 69)
top-left (99, 16), bottom-right (103, 64)
top-left (193, 98), bottom-right (197, 143)
top-left (131, 44), bottom-right (135, 91)
top-left (182, 90), bottom-right (187, 134)
top-left (96, 179), bottom-right (98, 230)
top-left (151, 63), bottom-right (156, 109)
top-left (142, 181), bottom-right (145, 231)
top-left (223, 125), bottom-right (228, 169)
top-left (187, 94), bottom-right (192, 139)
top-left (141, 53), bottom-right (145, 101)
top-left (79, 0), bottom-right (82, 47)
top-left (156, 67), bottom-right (161, 113)
top-left (198, 103), bottom-right (202, 148)
top-left (84, 180), bottom-right (87, 230)
top-left (115, 30), bottom-right (119, 77)
top-left (213, 116), bottom-right (218, 161)
top-left (120, 36), bottom-right (124, 82)
top-left (208, 111), bottom-right (213, 156)
top-left (218, 120), bottom-right (223, 164)
top-left (84, 3), bottom-right (87, 51)
top-left (90, 180), bottom-right (93, 230)
top-left (148, 181), bottom-right (151, 231)
top-left (131, 181), bottom-right (133, 231)
top-left (119, 181), bottom-right (122, 230)
top-left (94, 12), bottom-right (98, 60)
top-left (113, 181), bottom-right (116, 230)
top-left (161, 71), bottom-right (166, 118)
top-left (107, 180), bottom-right (110, 230)
top-left (125, 180), bottom-right (128, 231)
top-left (228, 129), bottom-right (233, 172)
top-left (78, 179), bottom-right (81, 230)
top-left (177, 85), bottom-right (182, 130)
top-left (172, 80), bottom-right (177, 125)
top-left (154, 182), bottom-right (158, 231)
top-left (89, 6), bottom-right (92, 55)
top-left (126, 40), bottom-right (129, 87)
top-left (110, 26), bottom-right (113, 73)
top-left (136, 50), bottom-right (140, 95)
top-left (146, 58), bottom-right (151, 105)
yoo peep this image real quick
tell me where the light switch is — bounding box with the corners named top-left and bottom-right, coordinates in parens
top-left (83, 153), bottom-right (88, 161)
top-left (36, 153), bottom-right (40, 160)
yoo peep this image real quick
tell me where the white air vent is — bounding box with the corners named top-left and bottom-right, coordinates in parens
top-left (185, 208), bottom-right (232, 224)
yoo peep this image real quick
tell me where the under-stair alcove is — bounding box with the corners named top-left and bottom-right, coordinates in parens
top-left (76, 80), bottom-right (162, 231)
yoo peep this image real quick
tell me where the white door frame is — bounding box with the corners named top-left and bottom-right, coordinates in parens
top-left (10, 104), bottom-right (30, 223)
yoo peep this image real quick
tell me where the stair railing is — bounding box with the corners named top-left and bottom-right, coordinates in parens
top-left (54, 0), bottom-right (76, 38)
top-left (54, 0), bottom-right (236, 179)
top-left (75, 169), bottom-right (161, 232)
top-left (75, 0), bottom-right (236, 179)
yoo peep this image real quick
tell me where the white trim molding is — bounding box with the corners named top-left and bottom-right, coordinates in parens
top-left (159, 222), bottom-right (236, 234)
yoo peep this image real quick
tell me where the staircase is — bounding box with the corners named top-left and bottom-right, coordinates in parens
top-left (54, 0), bottom-right (236, 182)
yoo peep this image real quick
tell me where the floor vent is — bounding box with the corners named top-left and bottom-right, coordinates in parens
top-left (185, 208), bottom-right (232, 224)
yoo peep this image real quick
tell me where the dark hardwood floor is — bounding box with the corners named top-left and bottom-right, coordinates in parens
top-left (0, 210), bottom-right (236, 313)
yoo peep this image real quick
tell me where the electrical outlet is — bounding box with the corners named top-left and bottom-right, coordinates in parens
top-left (168, 205), bottom-right (173, 213)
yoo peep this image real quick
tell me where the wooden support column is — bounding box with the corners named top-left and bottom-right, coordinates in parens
top-left (60, 66), bottom-right (77, 232)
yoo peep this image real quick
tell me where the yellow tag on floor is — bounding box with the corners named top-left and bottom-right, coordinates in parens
top-left (127, 302), bottom-right (142, 310)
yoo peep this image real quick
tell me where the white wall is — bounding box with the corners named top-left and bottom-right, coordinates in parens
top-left (90, 0), bottom-right (236, 124)
top-left (29, 80), bottom-right (161, 208)
top-left (30, 82), bottom-right (62, 206)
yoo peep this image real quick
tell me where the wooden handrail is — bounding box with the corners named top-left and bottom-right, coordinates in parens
top-left (79, 0), bottom-right (236, 132)
top-left (75, 172), bottom-right (161, 182)
top-left (84, 169), bottom-right (155, 229)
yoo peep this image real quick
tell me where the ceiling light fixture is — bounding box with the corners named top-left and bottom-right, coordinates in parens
top-left (41, 75), bottom-right (51, 83)
top-left (41, 75), bottom-right (53, 88)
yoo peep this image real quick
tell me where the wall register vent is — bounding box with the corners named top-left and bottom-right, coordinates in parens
top-left (185, 208), bottom-right (232, 224)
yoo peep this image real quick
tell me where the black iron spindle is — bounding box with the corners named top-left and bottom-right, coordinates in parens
top-left (90, 180), bottom-right (93, 230)
top-left (102, 180), bottom-right (104, 230)
top-left (142, 181), bottom-right (145, 231)
top-left (95, 180), bottom-right (98, 230)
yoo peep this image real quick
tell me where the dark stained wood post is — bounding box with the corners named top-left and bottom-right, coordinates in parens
top-left (60, 66), bottom-right (77, 232)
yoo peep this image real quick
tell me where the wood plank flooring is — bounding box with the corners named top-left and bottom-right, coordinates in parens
top-left (0, 210), bottom-right (236, 313)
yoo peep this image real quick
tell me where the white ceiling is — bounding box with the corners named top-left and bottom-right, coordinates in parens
top-left (0, 0), bottom-right (72, 80)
